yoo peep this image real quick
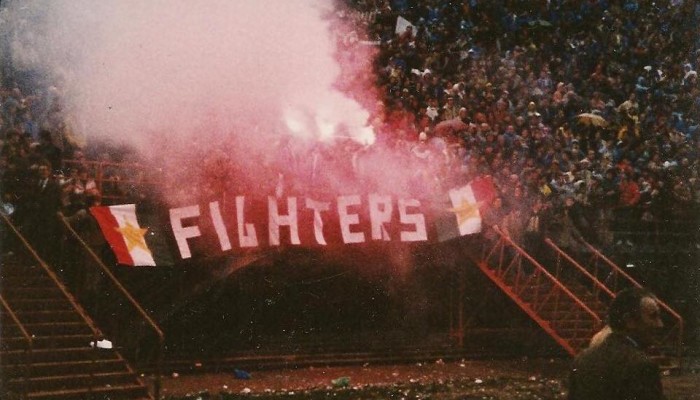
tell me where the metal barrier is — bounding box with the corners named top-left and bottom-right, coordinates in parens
top-left (545, 238), bottom-right (615, 300)
top-left (580, 239), bottom-right (684, 366)
top-left (479, 225), bottom-right (603, 355)
top-left (58, 212), bottom-right (164, 400)
top-left (61, 159), bottom-right (150, 204)
top-left (0, 294), bottom-right (33, 400)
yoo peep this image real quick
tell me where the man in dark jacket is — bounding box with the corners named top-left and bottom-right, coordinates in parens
top-left (568, 288), bottom-right (665, 400)
top-left (25, 161), bottom-right (62, 263)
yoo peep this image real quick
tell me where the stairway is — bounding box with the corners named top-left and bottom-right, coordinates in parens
top-left (557, 238), bottom-right (685, 366)
top-left (474, 226), bottom-right (606, 355)
top-left (474, 226), bottom-right (683, 361)
top-left (1, 257), bottom-right (152, 400)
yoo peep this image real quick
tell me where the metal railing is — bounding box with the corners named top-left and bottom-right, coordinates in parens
top-left (0, 213), bottom-right (102, 397)
top-left (479, 226), bottom-right (603, 355)
top-left (545, 238), bottom-right (615, 300)
top-left (58, 212), bottom-right (164, 400)
top-left (0, 294), bottom-right (33, 400)
top-left (580, 239), bottom-right (684, 365)
top-left (61, 159), bottom-right (151, 204)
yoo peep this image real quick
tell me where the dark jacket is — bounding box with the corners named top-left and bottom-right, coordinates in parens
top-left (569, 332), bottom-right (664, 400)
top-left (30, 177), bottom-right (62, 218)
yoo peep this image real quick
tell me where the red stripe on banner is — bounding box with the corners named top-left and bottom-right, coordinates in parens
top-left (90, 206), bottom-right (135, 266)
top-left (470, 176), bottom-right (497, 205)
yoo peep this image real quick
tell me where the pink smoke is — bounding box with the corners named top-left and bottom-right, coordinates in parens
top-left (3, 0), bottom-right (451, 211)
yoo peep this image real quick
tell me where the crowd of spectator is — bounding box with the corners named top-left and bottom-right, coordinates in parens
top-left (337, 0), bottom-right (699, 252)
top-left (1, 0), bottom-right (699, 261)
top-left (0, 83), bottom-right (152, 263)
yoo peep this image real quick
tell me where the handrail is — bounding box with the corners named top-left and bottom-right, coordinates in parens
top-left (62, 159), bottom-right (153, 205)
top-left (544, 238), bottom-right (615, 299)
top-left (491, 226), bottom-right (603, 324)
top-left (63, 159), bottom-right (144, 169)
top-left (580, 239), bottom-right (684, 364)
top-left (0, 294), bottom-right (33, 400)
top-left (0, 213), bottom-right (102, 396)
top-left (580, 239), bottom-right (685, 323)
top-left (58, 212), bottom-right (164, 400)
top-left (581, 240), bottom-right (642, 288)
top-left (0, 214), bottom-right (104, 336)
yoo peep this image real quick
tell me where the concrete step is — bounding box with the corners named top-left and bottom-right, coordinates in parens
top-left (25, 382), bottom-right (150, 400)
top-left (1, 346), bottom-right (120, 364)
top-left (6, 371), bottom-right (141, 393)
top-left (0, 275), bottom-right (56, 288)
top-left (1, 334), bottom-right (95, 351)
top-left (2, 286), bottom-right (64, 299)
top-left (2, 310), bottom-right (83, 324)
top-left (2, 359), bottom-right (129, 379)
top-left (2, 321), bottom-right (93, 337)
top-left (1, 299), bottom-right (73, 312)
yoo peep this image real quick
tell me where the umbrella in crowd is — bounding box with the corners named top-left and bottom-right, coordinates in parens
top-left (434, 118), bottom-right (469, 136)
top-left (527, 19), bottom-right (553, 28)
top-left (575, 113), bottom-right (608, 128)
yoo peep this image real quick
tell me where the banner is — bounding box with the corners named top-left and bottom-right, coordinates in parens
top-left (395, 16), bottom-right (415, 37)
top-left (90, 179), bottom-right (496, 266)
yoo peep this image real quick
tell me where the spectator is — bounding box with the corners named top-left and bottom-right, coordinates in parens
top-left (37, 129), bottom-right (62, 174)
top-left (569, 288), bottom-right (665, 400)
top-left (616, 173), bottom-right (641, 247)
top-left (23, 161), bottom-right (62, 263)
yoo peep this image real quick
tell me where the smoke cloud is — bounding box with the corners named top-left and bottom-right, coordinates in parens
top-left (2, 0), bottom-right (389, 200)
top-left (2, 1), bottom-right (439, 324)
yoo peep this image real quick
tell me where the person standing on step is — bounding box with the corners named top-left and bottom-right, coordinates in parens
top-left (25, 161), bottom-right (62, 265)
top-left (568, 288), bottom-right (665, 400)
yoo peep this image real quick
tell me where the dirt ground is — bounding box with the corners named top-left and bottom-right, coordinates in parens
top-left (158, 358), bottom-right (700, 399)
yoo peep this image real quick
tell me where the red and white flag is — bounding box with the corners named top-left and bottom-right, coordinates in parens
top-left (90, 204), bottom-right (156, 266)
top-left (436, 176), bottom-right (497, 241)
